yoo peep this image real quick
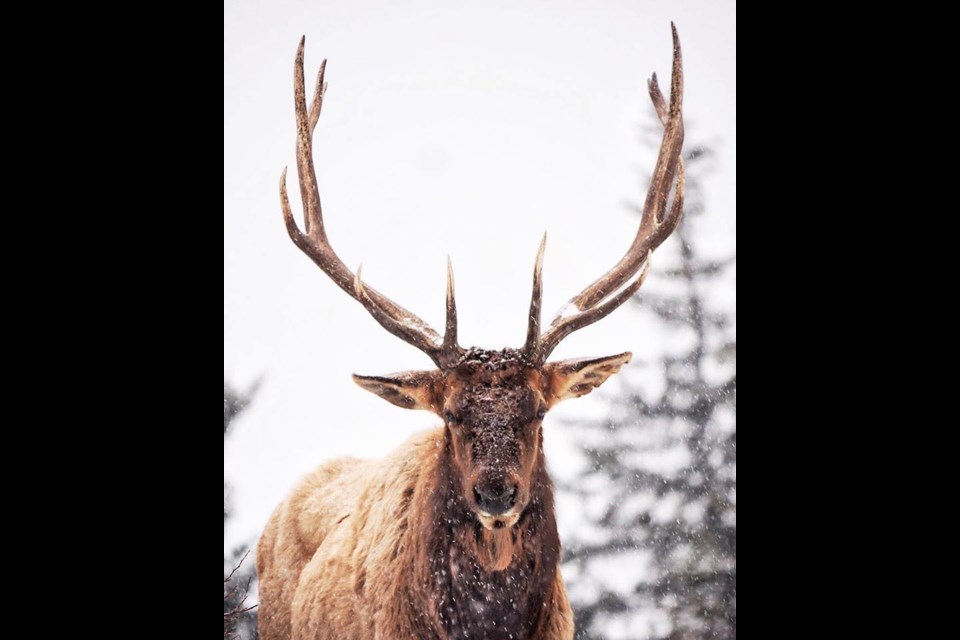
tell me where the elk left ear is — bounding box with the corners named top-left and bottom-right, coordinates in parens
top-left (352, 370), bottom-right (442, 411)
top-left (542, 352), bottom-right (632, 405)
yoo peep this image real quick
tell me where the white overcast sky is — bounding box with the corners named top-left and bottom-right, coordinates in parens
top-left (224, 0), bottom-right (735, 551)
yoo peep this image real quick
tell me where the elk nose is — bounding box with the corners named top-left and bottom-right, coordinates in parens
top-left (474, 480), bottom-right (517, 515)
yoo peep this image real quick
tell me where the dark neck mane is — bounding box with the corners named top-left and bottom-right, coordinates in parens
top-left (410, 431), bottom-right (561, 639)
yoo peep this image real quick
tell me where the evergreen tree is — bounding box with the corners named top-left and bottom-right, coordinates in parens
top-left (561, 141), bottom-right (736, 640)
top-left (225, 380), bottom-right (260, 640)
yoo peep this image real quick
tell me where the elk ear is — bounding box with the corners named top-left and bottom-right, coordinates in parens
top-left (352, 370), bottom-right (442, 411)
top-left (542, 352), bottom-right (632, 406)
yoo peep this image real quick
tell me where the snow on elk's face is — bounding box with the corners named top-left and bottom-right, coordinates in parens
top-left (353, 347), bottom-right (633, 530)
top-left (440, 350), bottom-right (546, 530)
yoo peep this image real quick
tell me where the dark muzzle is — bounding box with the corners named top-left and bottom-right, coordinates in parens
top-left (473, 480), bottom-right (517, 515)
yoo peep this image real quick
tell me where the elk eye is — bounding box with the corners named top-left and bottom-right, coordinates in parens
top-left (445, 411), bottom-right (460, 425)
top-left (536, 407), bottom-right (547, 420)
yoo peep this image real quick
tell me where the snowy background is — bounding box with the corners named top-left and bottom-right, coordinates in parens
top-left (225, 1), bottom-right (735, 637)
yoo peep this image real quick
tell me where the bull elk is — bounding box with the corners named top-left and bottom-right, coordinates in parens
top-left (258, 24), bottom-right (685, 640)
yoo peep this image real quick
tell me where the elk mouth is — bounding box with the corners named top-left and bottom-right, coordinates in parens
top-left (476, 509), bottom-right (521, 530)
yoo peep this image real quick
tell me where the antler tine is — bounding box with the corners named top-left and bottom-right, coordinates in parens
top-left (529, 25), bottom-right (684, 364)
top-left (440, 257), bottom-right (461, 367)
top-left (521, 234), bottom-right (547, 361)
top-left (647, 63), bottom-right (686, 228)
top-left (280, 38), bottom-right (463, 368)
top-left (292, 37), bottom-right (323, 236)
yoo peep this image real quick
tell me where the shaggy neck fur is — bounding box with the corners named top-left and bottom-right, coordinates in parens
top-left (408, 428), bottom-right (562, 639)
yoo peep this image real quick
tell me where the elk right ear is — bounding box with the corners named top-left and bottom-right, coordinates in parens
top-left (352, 371), bottom-right (442, 412)
top-left (542, 352), bottom-right (632, 406)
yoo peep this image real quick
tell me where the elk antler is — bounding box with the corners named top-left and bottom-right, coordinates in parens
top-left (280, 38), bottom-right (464, 369)
top-left (522, 24), bottom-right (685, 365)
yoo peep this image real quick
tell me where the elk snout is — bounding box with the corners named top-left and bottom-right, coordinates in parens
top-left (473, 479), bottom-right (517, 515)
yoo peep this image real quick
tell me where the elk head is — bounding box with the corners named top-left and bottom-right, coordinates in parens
top-left (280, 26), bottom-right (684, 530)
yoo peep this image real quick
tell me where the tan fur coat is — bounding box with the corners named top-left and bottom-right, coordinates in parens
top-left (257, 428), bottom-right (574, 639)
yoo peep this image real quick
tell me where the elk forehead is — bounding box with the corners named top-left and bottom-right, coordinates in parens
top-left (455, 384), bottom-right (538, 426)
top-left (446, 349), bottom-right (543, 419)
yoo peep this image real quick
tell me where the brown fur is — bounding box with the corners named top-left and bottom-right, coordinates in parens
top-left (258, 350), bottom-right (630, 639)
top-left (257, 428), bottom-right (573, 640)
